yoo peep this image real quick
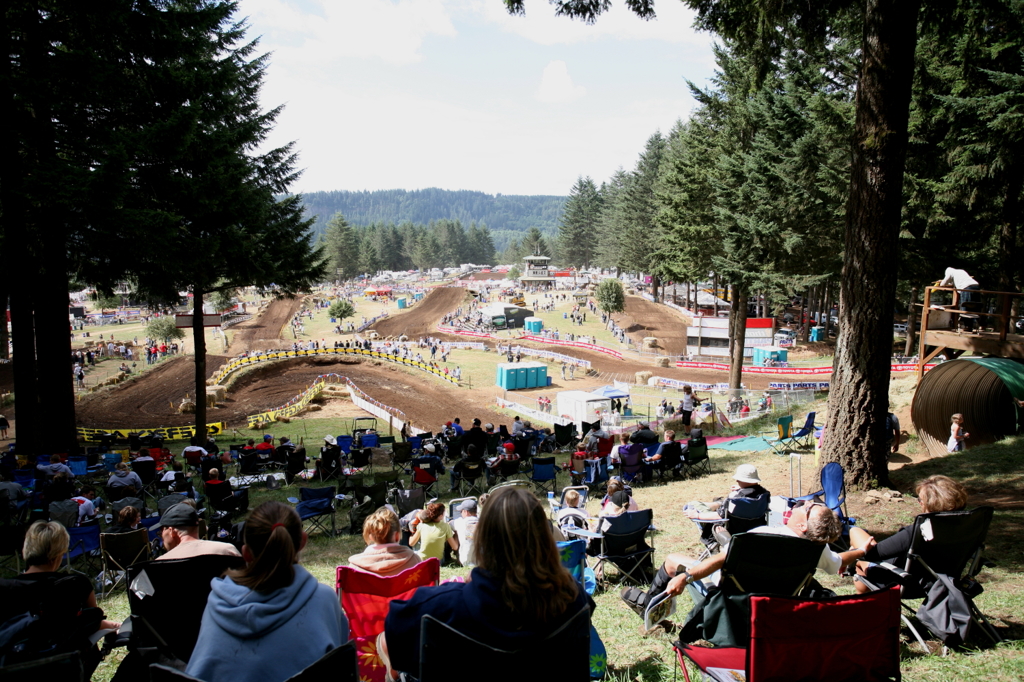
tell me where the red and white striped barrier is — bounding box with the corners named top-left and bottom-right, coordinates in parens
top-left (675, 361), bottom-right (936, 374)
top-left (519, 335), bottom-right (624, 359)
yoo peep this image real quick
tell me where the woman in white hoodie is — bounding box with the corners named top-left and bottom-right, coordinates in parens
top-left (186, 501), bottom-right (348, 682)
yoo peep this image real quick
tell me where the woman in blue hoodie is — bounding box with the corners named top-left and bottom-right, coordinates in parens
top-left (186, 501), bottom-right (349, 681)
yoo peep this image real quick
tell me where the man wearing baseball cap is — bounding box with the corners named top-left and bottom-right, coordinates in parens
top-left (451, 499), bottom-right (478, 567)
top-left (157, 503), bottom-right (241, 561)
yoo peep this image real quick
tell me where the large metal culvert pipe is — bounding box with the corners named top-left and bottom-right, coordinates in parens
top-left (911, 358), bottom-right (1024, 458)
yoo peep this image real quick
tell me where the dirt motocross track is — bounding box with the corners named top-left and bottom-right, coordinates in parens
top-left (368, 287), bottom-right (468, 339)
top-left (611, 295), bottom-right (691, 356)
top-left (228, 296), bottom-right (304, 354)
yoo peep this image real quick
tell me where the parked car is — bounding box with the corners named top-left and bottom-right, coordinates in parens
top-left (893, 323), bottom-right (908, 335)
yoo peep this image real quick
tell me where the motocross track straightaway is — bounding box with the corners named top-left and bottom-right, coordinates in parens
top-left (368, 287), bottom-right (468, 339)
top-left (228, 296), bottom-right (304, 355)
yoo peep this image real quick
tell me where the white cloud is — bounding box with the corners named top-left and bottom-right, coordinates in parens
top-left (245, 0), bottom-right (457, 67)
top-left (534, 60), bottom-right (586, 103)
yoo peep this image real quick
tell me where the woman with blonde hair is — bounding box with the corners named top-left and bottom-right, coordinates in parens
top-left (348, 507), bottom-right (421, 576)
top-left (0, 522), bottom-right (119, 676)
top-left (186, 502), bottom-right (348, 681)
top-left (852, 475), bottom-right (970, 593)
top-left (380, 487), bottom-right (588, 681)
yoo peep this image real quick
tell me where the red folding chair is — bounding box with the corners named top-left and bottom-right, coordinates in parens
top-left (676, 587), bottom-right (902, 682)
top-left (336, 558), bottom-right (440, 682)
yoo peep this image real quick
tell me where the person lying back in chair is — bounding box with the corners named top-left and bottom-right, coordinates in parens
top-left (622, 500), bottom-right (876, 617)
top-left (684, 464), bottom-right (768, 544)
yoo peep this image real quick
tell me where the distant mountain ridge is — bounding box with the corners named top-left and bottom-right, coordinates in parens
top-left (299, 188), bottom-right (565, 250)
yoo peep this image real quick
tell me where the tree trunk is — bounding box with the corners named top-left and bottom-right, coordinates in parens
top-left (822, 280), bottom-right (832, 337)
top-left (652, 273), bottom-right (660, 303)
top-left (10, 285), bottom-right (40, 456)
top-left (35, 257), bottom-right (78, 453)
top-left (823, 0), bottom-right (921, 489)
top-left (713, 274), bottom-right (719, 317)
top-left (193, 288), bottom-right (207, 444)
top-left (728, 282), bottom-right (747, 389)
top-left (904, 285), bottom-right (919, 356)
top-left (799, 289), bottom-right (811, 342)
top-left (0, 281), bottom-right (8, 360)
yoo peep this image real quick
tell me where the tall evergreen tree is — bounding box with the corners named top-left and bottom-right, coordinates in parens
top-left (558, 176), bottom-right (602, 268)
top-left (618, 133), bottom-right (667, 286)
top-left (520, 227), bottom-right (552, 258)
top-left (324, 212), bottom-right (361, 281)
top-left (595, 170), bottom-right (630, 271)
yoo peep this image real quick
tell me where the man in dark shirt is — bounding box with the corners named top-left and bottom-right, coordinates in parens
top-left (629, 421), bottom-right (659, 445)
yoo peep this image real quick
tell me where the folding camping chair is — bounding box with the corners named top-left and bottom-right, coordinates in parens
top-left (63, 524), bottom-right (102, 577)
top-left (649, 441), bottom-right (684, 482)
top-left (618, 443), bottom-right (645, 486)
top-left (132, 459), bottom-right (160, 503)
top-left (148, 642), bottom-right (358, 682)
top-left (529, 456), bottom-right (558, 495)
top-left (787, 462), bottom-right (855, 542)
top-left (204, 479), bottom-right (248, 517)
top-left (553, 422), bottom-right (579, 452)
top-left (0, 651), bottom-right (85, 682)
top-left (592, 508), bottom-right (655, 586)
top-left (582, 457), bottom-right (609, 491)
top-left (410, 456), bottom-right (443, 497)
top-left (457, 460), bottom-right (486, 497)
top-left (98, 528), bottom-right (150, 597)
top-left (857, 506), bottom-right (1002, 650)
top-left (675, 587), bottom-right (902, 682)
top-left (1, 524), bottom-right (27, 576)
top-left (419, 606), bottom-right (590, 682)
top-left (336, 558), bottom-right (440, 682)
top-left (493, 457), bottom-right (523, 485)
top-left (316, 446), bottom-right (343, 482)
top-left (236, 452), bottom-right (267, 486)
top-left (690, 493), bottom-right (770, 560)
top-left (388, 485), bottom-right (427, 519)
top-left (291, 486), bottom-right (336, 537)
top-left (787, 411), bottom-right (819, 448)
top-left (680, 435), bottom-right (711, 478)
top-left (48, 499), bottom-right (80, 529)
top-left (762, 415), bottom-right (795, 455)
top-left (390, 442), bottom-right (414, 471)
top-left (116, 554), bottom-right (245, 673)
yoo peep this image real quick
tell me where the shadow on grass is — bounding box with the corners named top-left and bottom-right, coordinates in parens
top-left (606, 653), bottom-right (675, 682)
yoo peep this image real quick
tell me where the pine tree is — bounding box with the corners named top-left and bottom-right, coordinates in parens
top-left (520, 227), bottom-right (552, 258)
top-left (595, 170), bottom-right (630, 271)
top-left (324, 212), bottom-right (361, 280)
top-left (618, 133), bottom-right (667, 282)
top-left (558, 176), bottom-right (602, 268)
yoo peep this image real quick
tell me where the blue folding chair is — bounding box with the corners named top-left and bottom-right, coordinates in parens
top-left (762, 415), bottom-right (795, 455)
top-left (557, 539), bottom-right (606, 680)
top-left (67, 455), bottom-right (88, 477)
top-left (291, 486), bottom-right (337, 537)
top-left (529, 456), bottom-right (558, 494)
top-left (787, 462), bottom-right (856, 541)
top-left (336, 435), bottom-right (354, 454)
top-left (408, 435), bottom-right (422, 454)
top-left (13, 470), bottom-right (34, 491)
top-left (104, 452), bottom-right (122, 472)
top-left (361, 433), bottom-right (379, 449)
top-left (65, 524), bottom-right (102, 576)
top-left (787, 412), bottom-right (819, 448)
top-left (582, 458), bottom-right (609, 490)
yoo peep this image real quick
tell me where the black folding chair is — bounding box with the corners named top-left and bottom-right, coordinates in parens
top-left (458, 461), bottom-right (486, 497)
top-left (649, 441), bottom-right (684, 482)
top-left (593, 509), bottom-right (655, 586)
top-left (419, 606), bottom-right (590, 682)
top-left (680, 439), bottom-right (711, 478)
top-left (114, 554), bottom-right (245, 675)
top-left (285, 448), bottom-right (307, 484)
top-left (0, 651), bottom-right (84, 682)
top-left (691, 493), bottom-right (770, 560)
top-left (553, 422), bottom-right (579, 451)
top-left (857, 506), bottom-right (1002, 649)
top-left (131, 459), bottom-right (160, 503)
top-left (390, 442), bottom-right (414, 472)
top-left (99, 528), bottom-right (150, 597)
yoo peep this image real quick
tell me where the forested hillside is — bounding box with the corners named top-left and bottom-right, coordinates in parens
top-left (299, 188), bottom-right (564, 251)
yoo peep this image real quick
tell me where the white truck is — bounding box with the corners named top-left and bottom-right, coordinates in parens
top-left (556, 391), bottom-right (612, 431)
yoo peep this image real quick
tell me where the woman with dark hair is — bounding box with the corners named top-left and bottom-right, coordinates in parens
top-left (185, 501), bottom-right (349, 681)
top-left (380, 487), bottom-right (589, 681)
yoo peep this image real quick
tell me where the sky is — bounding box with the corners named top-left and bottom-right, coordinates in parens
top-left (242, 0), bottom-right (718, 196)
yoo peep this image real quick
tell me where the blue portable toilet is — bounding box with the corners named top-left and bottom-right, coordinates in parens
top-left (496, 363), bottom-right (517, 389)
top-left (753, 345), bottom-right (789, 366)
top-left (514, 366), bottom-right (528, 389)
top-left (396, 297), bottom-right (407, 310)
top-left (524, 316), bottom-right (543, 333)
top-left (810, 326), bottom-right (823, 342)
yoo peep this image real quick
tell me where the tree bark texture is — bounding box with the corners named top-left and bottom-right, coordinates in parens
top-left (904, 285), bottom-right (919, 356)
top-left (193, 288), bottom-right (207, 444)
top-left (729, 282), bottom-right (747, 389)
top-left (823, 0), bottom-right (921, 488)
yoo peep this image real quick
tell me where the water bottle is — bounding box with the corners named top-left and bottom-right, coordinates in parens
top-left (547, 491), bottom-right (554, 503)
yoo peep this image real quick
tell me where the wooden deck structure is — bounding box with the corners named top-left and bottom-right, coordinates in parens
top-left (917, 286), bottom-right (1024, 379)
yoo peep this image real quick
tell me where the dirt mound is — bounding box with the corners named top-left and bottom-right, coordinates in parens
top-left (75, 355), bottom-right (231, 428)
top-left (610, 296), bottom-right (691, 355)
top-left (228, 296), bottom-right (303, 354)
top-left (369, 287), bottom-right (467, 338)
top-left (75, 354), bottom-right (504, 431)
